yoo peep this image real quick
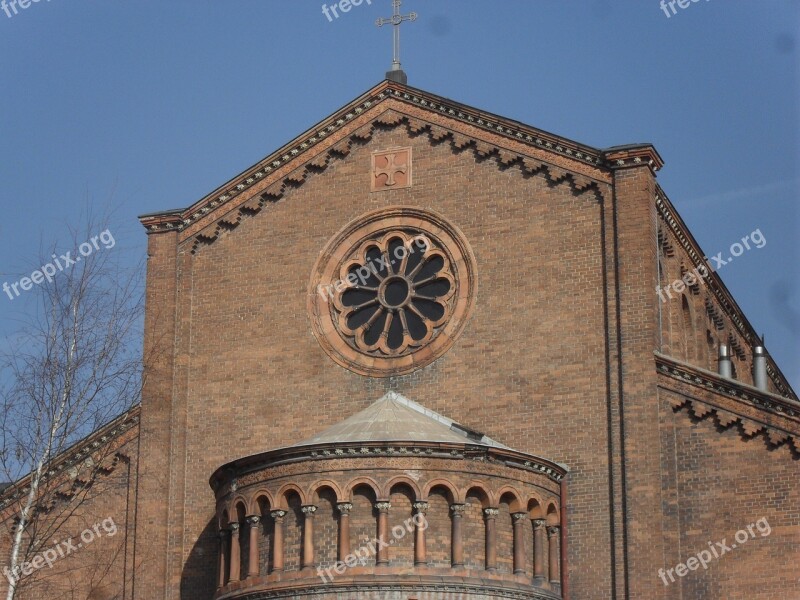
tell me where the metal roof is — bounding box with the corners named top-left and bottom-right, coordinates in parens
top-left (291, 391), bottom-right (509, 449)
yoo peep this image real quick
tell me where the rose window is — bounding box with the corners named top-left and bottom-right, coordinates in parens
top-left (333, 232), bottom-right (455, 356)
top-left (308, 207), bottom-right (477, 377)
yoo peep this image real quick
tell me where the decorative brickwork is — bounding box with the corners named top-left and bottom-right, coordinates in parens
top-left (372, 147), bottom-right (412, 191)
top-left (10, 77), bottom-right (788, 600)
top-left (131, 79), bottom-right (797, 600)
top-left (209, 427), bottom-right (565, 600)
top-left (308, 207), bottom-right (477, 377)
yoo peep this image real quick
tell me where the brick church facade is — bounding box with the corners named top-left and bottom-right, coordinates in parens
top-left (2, 79), bottom-right (798, 599)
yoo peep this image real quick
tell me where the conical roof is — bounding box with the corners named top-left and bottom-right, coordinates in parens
top-left (292, 391), bottom-right (508, 449)
top-left (209, 391), bottom-right (569, 489)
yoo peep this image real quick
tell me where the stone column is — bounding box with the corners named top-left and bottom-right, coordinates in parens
top-left (337, 503), bottom-right (353, 562)
top-left (301, 505), bottom-right (317, 570)
top-left (533, 519), bottom-right (547, 584)
top-left (483, 508), bottom-right (499, 572)
top-left (270, 510), bottom-right (286, 572)
top-left (450, 504), bottom-right (466, 568)
top-left (548, 526), bottom-right (561, 586)
top-left (229, 522), bottom-right (241, 582)
top-left (246, 516), bottom-right (261, 578)
top-left (413, 502), bottom-right (428, 566)
top-left (217, 530), bottom-right (228, 588)
top-left (512, 513), bottom-right (527, 575)
top-left (375, 501), bottom-right (391, 565)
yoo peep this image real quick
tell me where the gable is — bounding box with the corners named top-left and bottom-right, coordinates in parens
top-left (138, 80), bottom-right (661, 254)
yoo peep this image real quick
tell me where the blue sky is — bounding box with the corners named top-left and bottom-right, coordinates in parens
top-left (0, 0), bottom-right (798, 388)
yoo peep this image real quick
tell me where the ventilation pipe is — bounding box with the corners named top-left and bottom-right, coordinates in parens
top-left (753, 346), bottom-right (768, 391)
top-left (718, 344), bottom-right (732, 378)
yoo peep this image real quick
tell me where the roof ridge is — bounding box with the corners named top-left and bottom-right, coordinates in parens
top-left (386, 391), bottom-right (508, 449)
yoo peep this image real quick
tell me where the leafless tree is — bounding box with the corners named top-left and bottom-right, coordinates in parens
top-left (0, 214), bottom-right (144, 600)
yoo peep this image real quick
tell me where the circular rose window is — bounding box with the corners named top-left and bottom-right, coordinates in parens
top-left (308, 207), bottom-right (477, 377)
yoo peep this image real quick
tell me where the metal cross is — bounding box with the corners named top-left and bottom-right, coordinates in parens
top-left (376, 0), bottom-right (417, 74)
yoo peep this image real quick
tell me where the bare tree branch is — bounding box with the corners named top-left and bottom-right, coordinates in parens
top-left (0, 212), bottom-right (144, 600)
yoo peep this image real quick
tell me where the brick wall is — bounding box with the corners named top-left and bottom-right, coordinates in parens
top-left (659, 389), bottom-right (799, 598)
top-left (173, 123), bottom-right (604, 597)
top-left (0, 422), bottom-right (139, 600)
top-left (131, 89), bottom-right (798, 599)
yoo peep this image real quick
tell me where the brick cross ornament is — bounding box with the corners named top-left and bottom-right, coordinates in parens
top-left (372, 148), bottom-right (412, 191)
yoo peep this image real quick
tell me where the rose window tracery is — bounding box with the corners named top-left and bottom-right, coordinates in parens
top-left (308, 207), bottom-right (477, 377)
top-left (333, 231), bottom-right (455, 356)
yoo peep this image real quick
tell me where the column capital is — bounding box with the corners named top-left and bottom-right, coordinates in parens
top-left (247, 515), bottom-right (261, 578)
top-left (337, 502), bottom-right (353, 514)
top-left (229, 522), bottom-right (241, 533)
top-left (547, 525), bottom-right (560, 538)
top-left (450, 503), bottom-right (467, 517)
top-left (511, 513), bottom-right (530, 523)
top-left (483, 507), bottom-right (499, 518)
top-left (301, 505), bottom-right (318, 515)
top-left (532, 518), bottom-right (546, 529)
top-left (270, 509), bottom-right (286, 520)
top-left (412, 501), bottom-right (429, 514)
top-left (375, 501), bottom-right (392, 512)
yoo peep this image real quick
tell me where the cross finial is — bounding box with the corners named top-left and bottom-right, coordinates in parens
top-left (376, 0), bottom-right (417, 84)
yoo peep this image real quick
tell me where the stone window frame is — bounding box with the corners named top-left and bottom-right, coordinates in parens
top-left (308, 206), bottom-right (478, 377)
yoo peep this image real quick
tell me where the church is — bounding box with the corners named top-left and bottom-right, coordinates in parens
top-left (1, 29), bottom-right (798, 600)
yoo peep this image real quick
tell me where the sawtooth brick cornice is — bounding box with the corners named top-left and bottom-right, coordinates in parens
top-left (655, 189), bottom-right (797, 400)
top-left (139, 80), bottom-right (621, 251)
top-left (0, 406), bottom-right (140, 512)
top-left (181, 101), bottom-right (611, 253)
top-left (656, 353), bottom-right (799, 455)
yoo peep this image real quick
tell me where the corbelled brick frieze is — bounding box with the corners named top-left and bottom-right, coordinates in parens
top-left (655, 189), bottom-right (797, 400)
top-left (656, 352), bottom-right (800, 454)
top-left (0, 406), bottom-right (140, 513)
top-left (138, 80), bottom-right (650, 251)
top-left (212, 443), bottom-right (565, 497)
top-left (183, 105), bottom-right (609, 254)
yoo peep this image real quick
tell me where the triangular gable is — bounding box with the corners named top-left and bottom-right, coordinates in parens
top-left (138, 79), bottom-right (661, 253)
